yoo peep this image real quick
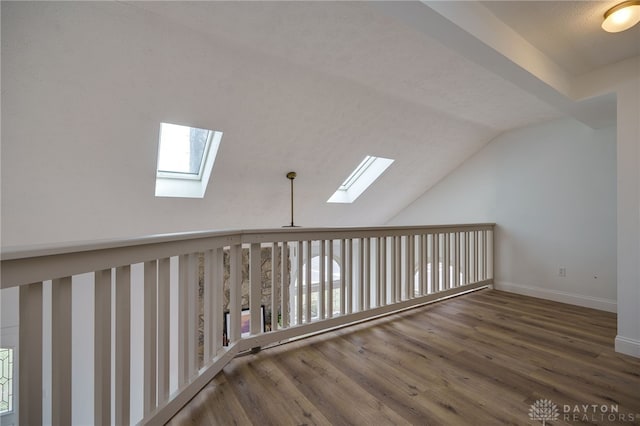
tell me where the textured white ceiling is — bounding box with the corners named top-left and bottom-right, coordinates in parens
top-left (131, 1), bottom-right (561, 131)
top-left (3, 1), bottom-right (626, 245)
top-left (482, 1), bottom-right (640, 76)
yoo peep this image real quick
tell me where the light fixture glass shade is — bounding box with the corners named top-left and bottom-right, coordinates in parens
top-left (602, 1), bottom-right (640, 32)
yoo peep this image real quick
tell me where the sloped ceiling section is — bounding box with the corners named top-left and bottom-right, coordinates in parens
top-left (0, 1), bottom-right (592, 246)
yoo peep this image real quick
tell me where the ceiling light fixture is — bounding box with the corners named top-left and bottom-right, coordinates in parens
top-left (602, 1), bottom-right (640, 32)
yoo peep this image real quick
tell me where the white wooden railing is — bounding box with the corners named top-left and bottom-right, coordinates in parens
top-left (0, 224), bottom-right (494, 425)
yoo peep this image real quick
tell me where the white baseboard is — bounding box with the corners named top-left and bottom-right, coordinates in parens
top-left (615, 335), bottom-right (640, 358)
top-left (494, 281), bottom-right (617, 313)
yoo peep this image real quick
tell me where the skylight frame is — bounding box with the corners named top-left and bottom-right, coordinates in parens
top-left (156, 123), bottom-right (213, 181)
top-left (154, 122), bottom-right (223, 199)
top-left (338, 155), bottom-right (377, 191)
top-left (328, 155), bottom-right (394, 204)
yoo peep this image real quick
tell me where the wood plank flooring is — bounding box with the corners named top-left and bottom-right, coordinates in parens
top-left (167, 289), bottom-right (640, 425)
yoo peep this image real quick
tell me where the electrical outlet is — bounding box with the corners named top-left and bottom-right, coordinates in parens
top-left (559, 267), bottom-right (566, 277)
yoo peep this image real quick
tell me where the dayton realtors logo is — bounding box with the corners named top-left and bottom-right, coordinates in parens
top-left (529, 399), bottom-right (559, 425)
top-left (562, 403), bottom-right (636, 423)
top-left (529, 399), bottom-right (638, 424)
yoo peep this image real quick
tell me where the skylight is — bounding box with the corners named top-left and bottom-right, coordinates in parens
top-left (155, 122), bottom-right (223, 198)
top-left (328, 155), bottom-right (394, 203)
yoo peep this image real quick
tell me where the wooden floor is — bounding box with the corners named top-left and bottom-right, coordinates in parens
top-left (168, 289), bottom-right (640, 425)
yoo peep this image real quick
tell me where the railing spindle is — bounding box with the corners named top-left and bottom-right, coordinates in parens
top-left (355, 239), bottom-right (362, 312)
top-left (362, 238), bottom-right (368, 311)
top-left (250, 244), bottom-right (261, 335)
top-left (296, 241), bottom-right (303, 324)
top-left (271, 243), bottom-right (280, 331)
top-left (319, 240), bottom-right (326, 320)
top-left (157, 258), bottom-right (170, 402)
top-left (143, 260), bottom-right (157, 415)
top-left (52, 277), bottom-right (72, 425)
top-left (346, 239), bottom-right (353, 314)
top-left (428, 234), bottom-right (435, 293)
top-left (95, 269), bottom-right (111, 425)
top-left (483, 230), bottom-right (488, 280)
top-left (419, 235), bottom-right (423, 296)
top-left (213, 248), bottom-right (224, 352)
top-left (115, 266), bottom-right (131, 425)
top-left (454, 233), bottom-right (460, 287)
top-left (375, 238), bottom-right (382, 307)
top-left (408, 235), bottom-right (414, 299)
top-left (204, 250), bottom-right (214, 359)
top-left (327, 240), bottom-right (334, 318)
top-left (178, 256), bottom-right (188, 385)
top-left (281, 243), bottom-right (290, 328)
top-left (19, 282), bottom-right (43, 426)
top-left (229, 244), bottom-right (242, 342)
top-left (445, 233), bottom-right (451, 290)
top-left (339, 239), bottom-right (346, 315)
top-left (305, 241), bottom-right (312, 323)
top-left (380, 237), bottom-right (387, 306)
top-left (488, 230), bottom-right (494, 279)
top-left (392, 235), bottom-right (402, 303)
top-left (464, 232), bottom-right (469, 285)
top-left (473, 232), bottom-right (478, 281)
top-left (189, 254), bottom-right (199, 374)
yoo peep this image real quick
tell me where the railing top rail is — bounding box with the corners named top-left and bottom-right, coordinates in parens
top-left (1, 223), bottom-right (495, 261)
top-left (1, 223), bottom-right (495, 289)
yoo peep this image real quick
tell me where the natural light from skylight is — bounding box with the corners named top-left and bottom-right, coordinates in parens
top-left (328, 155), bottom-right (394, 203)
top-left (157, 123), bottom-right (210, 177)
top-left (155, 122), bottom-right (223, 198)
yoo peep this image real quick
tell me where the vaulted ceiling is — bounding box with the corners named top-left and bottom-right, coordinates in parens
top-left (2, 1), bottom-right (637, 246)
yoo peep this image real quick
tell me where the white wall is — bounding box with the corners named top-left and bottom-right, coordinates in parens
top-left (615, 77), bottom-right (640, 357)
top-left (388, 118), bottom-right (617, 312)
